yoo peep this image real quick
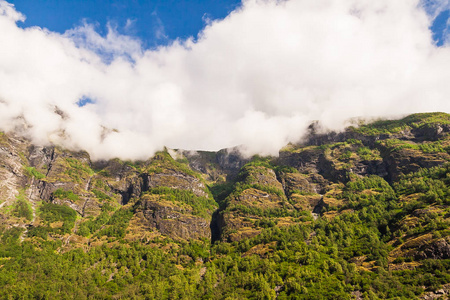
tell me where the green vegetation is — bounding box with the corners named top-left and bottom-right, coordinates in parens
top-left (0, 227), bottom-right (23, 254)
top-left (357, 146), bottom-right (381, 160)
top-left (234, 181), bottom-right (285, 198)
top-left (209, 181), bottom-right (235, 205)
top-left (64, 157), bottom-right (95, 183)
top-left (12, 191), bottom-right (32, 221)
top-left (209, 156), bottom-right (289, 207)
top-left (176, 157), bottom-right (190, 165)
top-left (380, 139), bottom-right (447, 153)
top-left (92, 189), bottom-right (112, 201)
top-left (146, 150), bottom-right (200, 179)
top-left (394, 163), bottom-right (450, 206)
top-left (93, 178), bottom-right (111, 191)
top-left (53, 188), bottom-right (80, 202)
top-left (1, 219), bottom-right (449, 299)
top-left (95, 208), bottom-right (133, 238)
top-left (1, 113), bottom-right (450, 299)
top-left (66, 158), bottom-right (95, 175)
top-left (123, 159), bottom-right (146, 170)
top-left (77, 204), bottom-right (114, 237)
top-left (28, 203), bottom-right (77, 238)
top-left (147, 187), bottom-right (217, 219)
top-left (233, 163), bottom-right (285, 197)
top-left (351, 112), bottom-right (450, 136)
top-left (38, 203), bottom-right (75, 223)
top-left (24, 166), bottom-right (46, 180)
top-left (224, 203), bottom-right (299, 218)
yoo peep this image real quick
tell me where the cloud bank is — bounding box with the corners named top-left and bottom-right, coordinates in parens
top-left (0, 0), bottom-right (450, 160)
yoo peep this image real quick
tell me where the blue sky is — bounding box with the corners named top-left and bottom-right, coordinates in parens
top-left (431, 9), bottom-right (450, 46)
top-left (10, 0), bottom-right (450, 47)
top-left (12, 0), bottom-right (242, 48)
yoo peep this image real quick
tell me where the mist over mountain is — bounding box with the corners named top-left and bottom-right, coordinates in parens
top-left (0, 0), bottom-right (450, 160)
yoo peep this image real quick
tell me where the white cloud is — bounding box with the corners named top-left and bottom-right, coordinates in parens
top-left (0, 0), bottom-right (24, 22)
top-left (151, 11), bottom-right (168, 41)
top-left (65, 21), bottom-right (143, 61)
top-left (0, 0), bottom-right (449, 160)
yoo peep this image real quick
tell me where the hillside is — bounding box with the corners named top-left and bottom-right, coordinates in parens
top-left (0, 112), bottom-right (449, 299)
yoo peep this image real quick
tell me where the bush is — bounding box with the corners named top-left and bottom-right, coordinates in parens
top-left (13, 192), bottom-right (32, 221)
top-left (25, 166), bottom-right (45, 180)
top-left (53, 188), bottom-right (79, 202)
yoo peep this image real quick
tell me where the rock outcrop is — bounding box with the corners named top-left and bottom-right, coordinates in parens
top-left (135, 194), bottom-right (211, 240)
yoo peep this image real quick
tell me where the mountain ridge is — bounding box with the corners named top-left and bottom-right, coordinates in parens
top-left (0, 112), bottom-right (449, 299)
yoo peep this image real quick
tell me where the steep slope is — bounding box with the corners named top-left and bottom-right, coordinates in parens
top-left (0, 112), bottom-right (449, 299)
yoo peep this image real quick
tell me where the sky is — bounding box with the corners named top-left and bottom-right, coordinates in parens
top-left (11, 0), bottom-right (242, 48)
top-left (1, 0), bottom-right (450, 160)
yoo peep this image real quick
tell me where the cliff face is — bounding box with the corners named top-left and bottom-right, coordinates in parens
top-left (0, 112), bottom-right (450, 298)
top-left (1, 113), bottom-right (449, 242)
top-left (0, 113), bottom-right (450, 299)
top-left (0, 142), bottom-right (217, 241)
top-left (135, 194), bottom-right (211, 240)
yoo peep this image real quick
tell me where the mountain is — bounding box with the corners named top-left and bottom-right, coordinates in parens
top-left (0, 112), bottom-right (449, 299)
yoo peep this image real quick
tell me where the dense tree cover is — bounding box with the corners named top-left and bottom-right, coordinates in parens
top-left (1, 218), bottom-right (449, 299)
top-left (78, 204), bottom-right (115, 237)
top-left (0, 164), bottom-right (449, 299)
top-left (28, 203), bottom-right (77, 238)
top-left (394, 163), bottom-right (450, 206)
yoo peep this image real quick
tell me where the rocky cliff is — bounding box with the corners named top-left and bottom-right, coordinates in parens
top-left (0, 112), bottom-right (449, 299)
